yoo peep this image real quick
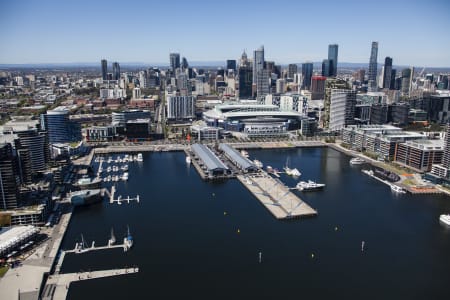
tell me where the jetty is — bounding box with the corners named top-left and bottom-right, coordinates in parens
top-left (42, 267), bottom-right (139, 300)
top-left (237, 172), bottom-right (317, 219)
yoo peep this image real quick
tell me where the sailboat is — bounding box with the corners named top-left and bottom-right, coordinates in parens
top-left (283, 157), bottom-right (301, 177)
top-left (76, 234), bottom-right (90, 254)
top-left (123, 225), bottom-right (133, 251)
top-left (108, 228), bottom-right (116, 246)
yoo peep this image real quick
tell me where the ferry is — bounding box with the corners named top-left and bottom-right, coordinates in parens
top-left (350, 157), bottom-right (365, 165)
top-left (296, 180), bottom-right (325, 191)
top-left (390, 184), bottom-right (406, 194)
top-left (253, 159), bottom-right (263, 168)
top-left (439, 214), bottom-right (450, 226)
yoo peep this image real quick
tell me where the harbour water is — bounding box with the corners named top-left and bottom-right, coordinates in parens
top-left (61, 147), bottom-right (450, 299)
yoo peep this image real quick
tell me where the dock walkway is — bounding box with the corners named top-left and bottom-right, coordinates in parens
top-left (42, 267), bottom-right (139, 300)
top-left (237, 173), bottom-right (317, 219)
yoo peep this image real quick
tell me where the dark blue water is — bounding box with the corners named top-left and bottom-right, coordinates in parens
top-left (61, 148), bottom-right (450, 299)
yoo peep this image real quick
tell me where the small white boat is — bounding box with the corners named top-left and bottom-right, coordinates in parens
top-left (240, 150), bottom-right (249, 158)
top-left (253, 159), bottom-right (263, 168)
top-left (108, 228), bottom-right (116, 246)
top-left (137, 153), bottom-right (143, 162)
top-left (121, 172), bottom-right (129, 181)
top-left (350, 157), bottom-right (365, 165)
top-left (439, 214), bottom-right (450, 226)
top-left (390, 184), bottom-right (406, 193)
top-left (361, 169), bottom-right (374, 176)
top-left (121, 164), bottom-right (129, 171)
top-left (186, 156), bottom-right (191, 164)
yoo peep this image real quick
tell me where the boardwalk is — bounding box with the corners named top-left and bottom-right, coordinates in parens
top-left (42, 268), bottom-right (139, 300)
top-left (237, 173), bottom-right (317, 219)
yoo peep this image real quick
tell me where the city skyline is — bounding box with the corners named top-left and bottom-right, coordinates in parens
top-left (0, 0), bottom-right (450, 67)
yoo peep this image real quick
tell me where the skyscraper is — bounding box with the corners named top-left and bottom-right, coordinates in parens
top-left (101, 59), bottom-right (108, 81)
top-left (368, 41), bottom-right (379, 92)
top-left (252, 46), bottom-right (264, 84)
top-left (382, 57), bottom-right (393, 89)
top-left (112, 62), bottom-right (120, 80)
top-left (301, 62), bottom-right (313, 90)
top-left (0, 143), bottom-right (20, 210)
top-left (328, 44), bottom-right (338, 77)
top-left (288, 64), bottom-right (298, 79)
top-left (170, 53), bottom-right (181, 73)
top-left (181, 57), bottom-right (189, 70)
top-left (443, 121), bottom-right (450, 169)
top-left (322, 59), bottom-right (331, 77)
top-left (226, 60), bottom-right (236, 72)
top-left (256, 69), bottom-right (270, 98)
top-left (401, 67), bottom-right (413, 96)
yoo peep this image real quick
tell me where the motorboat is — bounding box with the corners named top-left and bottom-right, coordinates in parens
top-left (390, 184), bottom-right (406, 193)
top-left (253, 159), bottom-right (263, 168)
top-left (186, 156), bottom-right (192, 164)
top-left (121, 172), bottom-right (129, 181)
top-left (296, 180), bottom-right (325, 191)
top-left (240, 150), bottom-right (249, 158)
top-left (440, 214), bottom-right (450, 226)
top-left (284, 157), bottom-right (301, 177)
top-left (350, 157), bottom-right (365, 165)
top-left (137, 153), bottom-right (143, 162)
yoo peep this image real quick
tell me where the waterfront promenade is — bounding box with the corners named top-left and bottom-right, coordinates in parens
top-left (0, 205), bottom-right (73, 300)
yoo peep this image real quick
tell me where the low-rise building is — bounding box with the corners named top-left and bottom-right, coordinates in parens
top-left (395, 139), bottom-right (443, 172)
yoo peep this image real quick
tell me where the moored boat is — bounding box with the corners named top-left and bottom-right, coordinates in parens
top-left (296, 180), bottom-right (325, 191)
top-left (440, 214), bottom-right (450, 226)
top-left (350, 157), bottom-right (365, 165)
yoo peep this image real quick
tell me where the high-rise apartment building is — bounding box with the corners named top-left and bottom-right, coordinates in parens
top-left (166, 96), bottom-right (196, 120)
top-left (368, 41), bottom-right (379, 92)
top-left (301, 62), bottom-right (313, 90)
top-left (256, 69), bottom-right (270, 98)
top-left (112, 62), bottom-right (120, 80)
top-left (40, 108), bottom-right (81, 144)
top-left (443, 121), bottom-right (450, 169)
top-left (0, 143), bottom-right (20, 210)
top-left (328, 44), bottom-right (338, 77)
top-left (101, 59), bottom-right (108, 81)
top-left (252, 46), bottom-right (265, 84)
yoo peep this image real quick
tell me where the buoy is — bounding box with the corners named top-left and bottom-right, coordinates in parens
top-left (223, 211), bottom-right (227, 216)
top-left (334, 226), bottom-right (338, 231)
top-left (311, 253), bottom-right (315, 259)
top-left (237, 229), bottom-right (240, 234)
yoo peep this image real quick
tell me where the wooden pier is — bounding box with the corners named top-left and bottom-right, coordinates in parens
top-left (237, 173), bottom-right (317, 219)
top-left (42, 267), bottom-right (139, 300)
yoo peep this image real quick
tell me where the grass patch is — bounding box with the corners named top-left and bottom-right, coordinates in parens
top-left (402, 179), bottom-right (417, 186)
top-left (0, 266), bottom-right (9, 277)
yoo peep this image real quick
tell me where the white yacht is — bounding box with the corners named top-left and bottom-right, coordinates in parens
top-left (390, 184), bottom-right (406, 194)
top-left (439, 214), bottom-right (450, 226)
top-left (350, 157), bottom-right (365, 165)
top-left (296, 180), bottom-right (325, 191)
top-left (106, 166), bottom-right (111, 173)
top-left (284, 157), bottom-right (301, 177)
top-left (137, 153), bottom-right (143, 162)
top-left (253, 159), bottom-right (263, 168)
top-left (121, 172), bottom-right (129, 181)
top-left (121, 164), bottom-right (129, 171)
top-left (186, 156), bottom-right (192, 164)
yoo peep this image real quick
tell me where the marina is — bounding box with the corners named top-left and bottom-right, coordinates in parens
top-left (52, 148), bottom-right (450, 298)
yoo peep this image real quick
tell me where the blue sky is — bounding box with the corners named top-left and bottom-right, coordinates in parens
top-left (0, 0), bottom-right (449, 66)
